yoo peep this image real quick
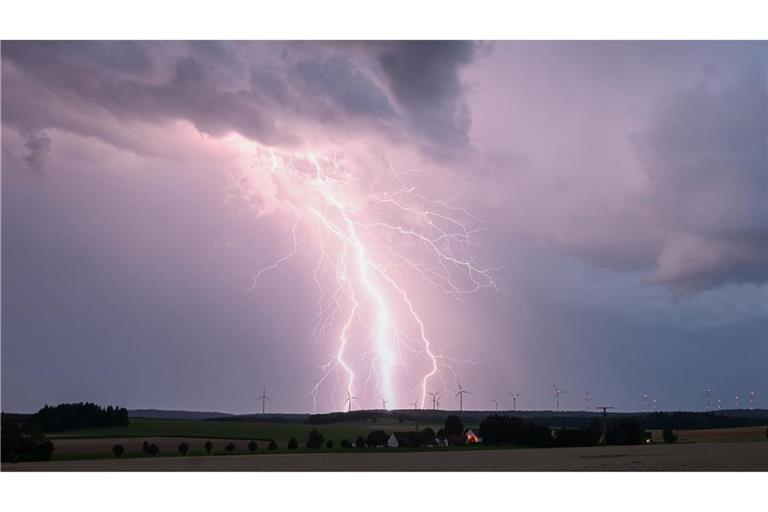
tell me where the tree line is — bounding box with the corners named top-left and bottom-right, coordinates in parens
top-left (34, 402), bottom-right (129, 432)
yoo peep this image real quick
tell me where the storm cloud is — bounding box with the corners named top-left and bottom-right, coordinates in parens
top-left (2, 41), bottom-right (766, 414)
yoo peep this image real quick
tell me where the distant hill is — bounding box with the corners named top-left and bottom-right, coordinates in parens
top-left (208, 413), bottom-right (309, 423)
top-left (127, 407), bottom-right (768, 427)
top-left (128, 409), bottom-right (234, 420)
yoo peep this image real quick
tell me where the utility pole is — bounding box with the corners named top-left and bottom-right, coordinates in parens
top-left (595, 406), bottom-right (614, 446)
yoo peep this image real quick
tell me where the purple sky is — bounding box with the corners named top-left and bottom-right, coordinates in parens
top-left (2, 41), bottom-right (766, 413)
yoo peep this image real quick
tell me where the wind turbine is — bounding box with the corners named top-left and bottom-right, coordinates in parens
top-left (455, 382), bottom-right (470, 412)
top-left (706, 388), bottom-right (712, 412)
top-left (380, 396), bottom-right (389, 410)
top-left (652, 398), bottom-right (657, 412)
top-left (641, 393), bottom-right (649, 413)
top-left (553, 385), bottom-right (566, 412)
top-left (257, 388), bottom-right (271, 415)
top-left (491, 396), bottom-right (500, 411)
top-left (749, 390), bottom-right (756, 410)
top-left (345, 391), bottom-right (359, 413)
top-left (584, 391), bottom-right (592, 411)
top-left (411, 400), bottom-right (419, 410)
top-left (428, 391), bottom-right (441, 411)
top-left (508, 392), bottom-right (520, 412)
top-left (717, 398), bottom-right (722, 410)
top-left (435, 395), bottom-right (441, 409)
top-left (734, 395), bottom-right (740, 408)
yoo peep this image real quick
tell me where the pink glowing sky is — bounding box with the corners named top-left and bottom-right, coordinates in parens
top-left (2, 41), bottom-right (766, 413)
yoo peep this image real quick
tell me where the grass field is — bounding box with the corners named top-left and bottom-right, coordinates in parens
top-left (5, 441), bottom-right (767, 471)
top-left (44, 417), bottom-right (448, 460)
top-left (48, 417), bottom-right (446, 443)
top-left (37, 419), bottom-right (768, 463)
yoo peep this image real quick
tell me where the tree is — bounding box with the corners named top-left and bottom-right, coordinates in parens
top-left (248, 441), bottom-right (258, 453)
top-left (142, 440), bottom-right (150, 454)
top-left (444, 415), bottom-right (464, 436)
top-left (268, 440), bottom-right (277, 451)
top-left (663, 428), bottom-right (678, 444)
top-left (225, 442), bottom-right (236, 453)
top-left (287, 438), bottom-right (298, 450)
top-left (355, 435), bottom-right (366, 448)
top-left (479, 415), bottom-right (554, 447)
top-left (32, 402), bottom-right (129, 432)
top-left (112, 444), bottom-right (124, 459)
top-left (325, 439), bottom-right (334, 449)
top-left (204, 441), bottom-right (213, 454)
top-left (306, 429), bottom-right (325, 449)
top-left (340, 439), bottom-right (352, 448)
top-left (148, 444), bottom-right (159, 457)
top-left (178, 442), bottom-right (189, 456)
top-left (1, 415), bottom-right (56, 463)
top-left (366, 430), bottom-right (388, 447)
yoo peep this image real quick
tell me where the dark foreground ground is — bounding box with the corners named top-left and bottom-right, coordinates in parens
top-left (4, 441), bottom-right (766, 471)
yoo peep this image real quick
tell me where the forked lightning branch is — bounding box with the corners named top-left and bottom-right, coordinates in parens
top-left (232, 138), bottom-right (500, 412)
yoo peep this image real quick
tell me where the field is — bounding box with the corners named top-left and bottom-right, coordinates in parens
top-left (4, 440), bottom-right (767, 471)
top-left (48, 417), bottom-right (445, 442)
top-left (42, 417), bottom-right (446, 460)
top-left (4, 418), bottom-right (765, 470)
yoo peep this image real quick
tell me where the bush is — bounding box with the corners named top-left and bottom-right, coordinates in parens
top-left (268, 440), bottom-right (277, 451)
top-left (142, 440), bottom-right (150, 454)
top-left (607, 419), bottom-right (644, 445)
top-left (204, 441), bottom-right (213, 454)
top-left (479, 415), bottom-right (554, 447)
top-left (287, 438), bottom-right (298, 449)
top-left (325, 439), bottom-right (334, 449)
top-left (355, 435), bottom-right (366, 448)
top-left (248, 441), bottom-right (258, 452)
top-left (147, 444), bottom-right (159, 457)
top-left (340, 439), bottom-right (352, 448)
top-left (663, 428), bottom-right (678, 444)
top-left (1, 415), bottom-right (56, 463)
top-left (178, 442), bottom-right (189, 456)
top-left (112, 444), bottom-right (124, 459)
top-left (553, 428), bottom-right (593, 447)
top-left (306, 429), bottom-right (325, 449)
top-left (445, 415), bottom-right (464, 436)
top-left (225, 442), bottom-right (236, 453)
top-left (366, 430), bottom-right (389, 447)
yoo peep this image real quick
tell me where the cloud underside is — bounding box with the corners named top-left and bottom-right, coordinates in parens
top-left (1, 41), bottom-right (766, 296)
top-left (634, 69), bottom-right (768, 294)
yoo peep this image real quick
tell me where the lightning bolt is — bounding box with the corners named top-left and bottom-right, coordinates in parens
top-left (231, 137), bottom-right (500, 412)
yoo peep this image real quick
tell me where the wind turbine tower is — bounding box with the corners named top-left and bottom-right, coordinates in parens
top-left (491, 396), bottom-right (500, 411)
top-left (553, 385), bottom-right (566, 412)
top-left (345, 391), bottom-right (359, 413)
top-left (508, 392), bottom-right (520, 412)
top-left (257, 388), bottom-right (271, 415)
top-left (428, 391), bottom-right (441, 411)
top-left (584, 391), bottom-right (592, 411)
top-left (455, 382), bottom-right (470, 412)
top-left (706, 388), bottom-right (712, 412)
